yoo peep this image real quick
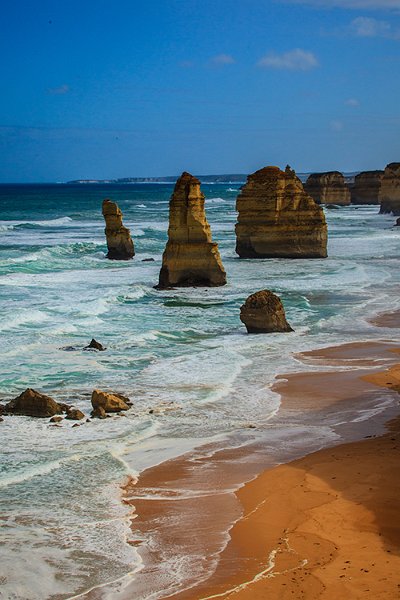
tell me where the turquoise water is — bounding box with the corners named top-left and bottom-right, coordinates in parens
top-left (0, 184), bottom-right (400, 599)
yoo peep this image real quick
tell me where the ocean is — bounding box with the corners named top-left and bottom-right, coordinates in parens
top-left (0, 183), bottom-right (399, 599)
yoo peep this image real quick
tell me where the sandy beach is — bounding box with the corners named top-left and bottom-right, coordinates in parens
top-left (115, 337), bottom-right (400, 600)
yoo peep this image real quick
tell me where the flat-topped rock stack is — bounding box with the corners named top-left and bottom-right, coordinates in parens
top-left (235, 165), bottom-right (327, 258)
top-left (304, 171), bottom-right (351, 206)
top-left (379, 163), bottom-right (400, 216)
top-left (350, 171), bottom-right (383, 205)
top-left (158, 172), bottom-right (226, 288)
top-left (102, 199), bottom-right (135, 260)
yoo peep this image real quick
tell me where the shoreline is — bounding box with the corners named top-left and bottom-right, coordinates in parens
top-left (95, 338), bottom-right (400, 600)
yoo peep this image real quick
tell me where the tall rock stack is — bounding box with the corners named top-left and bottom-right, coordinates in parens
top-left (351, 171), bottom-right (383, 205)
top-left (304, 171), bottom-right (351, 206)
top-left (102, 199), bottom-right (135, 260)
top-left (158, 172), bottom-right (226, 288)
top-left (379, 163), bottom-right (400, 215)
top-left (235, 165), bottom-right (327, 259)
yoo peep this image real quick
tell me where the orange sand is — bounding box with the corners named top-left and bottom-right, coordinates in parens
top-left (173, 357), bottom-right (400, 599)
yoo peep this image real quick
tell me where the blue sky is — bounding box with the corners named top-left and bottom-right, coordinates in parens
top-left (1, 0), bottom-right (400, 181)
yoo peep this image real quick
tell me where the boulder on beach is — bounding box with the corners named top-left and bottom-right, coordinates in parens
top-left (379, 163), bottom-right (400, 216)
top-left (304, 171), bottom-right (351, 206)
top-left (350, 171), bottom-right (383, 205)
top-left (102, 199), bottom-right (135, 260)
top-left (5, 388), bottom-right (64, 418)
top-left (157, 172), bottom-right (226, 288)
top-left (91, 406), bottom-right (107, 419)
top-left (240, 290), bottom-right (293, 334)
top-left (235, 165), bottom-right (327, 258)
top-left (91, 389), bottom-right (131, 413)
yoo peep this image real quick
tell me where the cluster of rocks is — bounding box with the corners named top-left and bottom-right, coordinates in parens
top-left (0, 388), bottom-right (132, 423)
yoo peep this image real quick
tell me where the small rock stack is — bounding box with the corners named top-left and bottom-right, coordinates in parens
top-left (102, 199), bottom-right (135, 260)
top-left (304, 171), bottom-right (351, 206)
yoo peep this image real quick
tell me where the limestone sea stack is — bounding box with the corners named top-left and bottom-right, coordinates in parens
top-left (240, 290), bottom-right (293, 334)
top-left (102, 199), bottom-right (135, 260)
top-left (235, 165), bottom-right (327, 258)
top-left (379, 163), bottom-right (400, 216)
top-left (158, 172), bottom-right (226, 287)
top-left (350, 171), bottom-right (383, 205)
top-left (304, 171), bottom-right (351, 206)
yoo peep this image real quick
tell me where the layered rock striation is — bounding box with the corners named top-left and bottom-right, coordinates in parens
top-left (350, 171), bottom-right (383, 205)
top-left (379, 163), bottom-right (400, 215)
top-left (304, 171), bottom-right (351, 206)
top-left (235, 166), bottom-right (327, 258)
top-left (158, 172), bottom-right (226, 287)
top-left (102, 199), bottom-right (135, 260)
top-left (240, 290), bottom-right (293, 334)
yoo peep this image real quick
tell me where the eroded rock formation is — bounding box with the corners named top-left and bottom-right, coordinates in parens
top-left (91, 389), bottom-right (131, 413)
top-left (240, 290), bottom-right (293, 334)
top-left (350, 171), bottom-right (383, 205)
top-left (102, 199), bottom-right (135, 260)
top-left (379, 163), bottom-right (400, 216)
top-left (304, 171), bottom-right (351, 206)
top-left (158, 172), bottom-right (226, 287)
top-left (235, 165), bottom-right (327, 258)
top-left (5, 388), bottom-right (65, 417)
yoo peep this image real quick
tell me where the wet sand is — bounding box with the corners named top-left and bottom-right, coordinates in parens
top-left (111, 339), bottom-right (400, 600)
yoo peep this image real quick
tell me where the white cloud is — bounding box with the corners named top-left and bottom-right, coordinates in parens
top-left (258, 48), bottom-right (319, 70)
top-left (281, 0), bottom-right (400, 9)
top-left (48, 84), bottom-right (70, 95)
top-left (350, 16), bottom-right (400, 37)
top-left (210, 54), bottom-right (235, 65)
top-left (345, 97), bottom-right (360, 106)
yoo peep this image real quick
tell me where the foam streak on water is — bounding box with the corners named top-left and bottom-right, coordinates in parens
top-left (0, 184), bottom-right (399, 599)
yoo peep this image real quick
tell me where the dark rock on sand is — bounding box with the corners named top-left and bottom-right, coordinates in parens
top-left (6, 388), bottom-right (64, 418)
top-left (240, 290), bottom-right (294, 334)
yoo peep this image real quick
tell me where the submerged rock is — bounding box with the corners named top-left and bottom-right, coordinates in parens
top-left (240, 290), bottom-right (293, 334)
top-left (304, 171), bottom-right (351, 206)
top-left (351, 171), bottom-right (383, 205)
top-left (379, 163), bottom-right (400, 216)
top-left (91, 389), bottom-right (131, 413)
top-left (85, 338), bottom-right (106, 351)
top-left (235, 165), bottom-right (327, 258)
top-left (102, 199), bottom-right (135, 260)
top-left (157, 172), bottom-right (226, 288)
top-left (5, 388), bottom-right (63, 418)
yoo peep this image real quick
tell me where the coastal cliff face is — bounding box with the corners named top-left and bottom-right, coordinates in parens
top-left (235, 166), bottom-right (327, 258)
top-left (350, 171), bottom-right (383, 205)
top-left (304, 171), bottom-right (351, 206)
top-left (379, 163), bottom-right (400, 215)
top-left (102, 199), bottom-right (135, 260)
top-left (158, 172), bottom-right (226, 287)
